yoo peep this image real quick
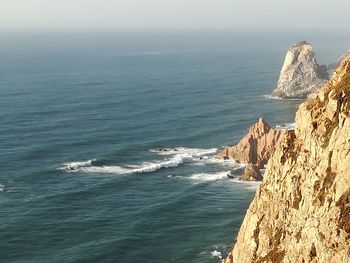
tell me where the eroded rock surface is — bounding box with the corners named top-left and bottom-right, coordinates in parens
top-left (240, 164), bottom-right (263, 181)
top-left (271, 41), bottom-right (329, 98)
top-left (217, 118), bottom-right (285, 168)
top-left (225, 58), bottom-right (350, 263)
top-left (329, 49), bottom-right (350, 76)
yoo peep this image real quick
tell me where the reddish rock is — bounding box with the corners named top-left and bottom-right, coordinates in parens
top-left (240, 163), bottom-right (263, 181)
top-left (217, 117), bottom-right (286, 168)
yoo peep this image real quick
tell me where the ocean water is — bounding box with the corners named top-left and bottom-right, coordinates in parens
top-left (0, 31), bottom-right (349, 263)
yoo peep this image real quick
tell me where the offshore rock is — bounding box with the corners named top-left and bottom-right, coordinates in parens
top-left (240, 164), bottom-right (263, 181)
top-left (225, 58), bottom-right (350, 262)
top-left (217, 118), bottom-right (286, 168)
top-left (271, 41), bottom-right (329, 98)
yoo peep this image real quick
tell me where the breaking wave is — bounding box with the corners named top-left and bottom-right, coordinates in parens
top-left (188, 171), bottom-right (230, 181)
top-left (262, 94), bottom-right (283, 100)
top-left (171, 169), bottom-right (262, 190)
top-left (210, 250), bottom-right (222, 259)
top-left (59, 147), bottom-right (261, 189)
top-left (262, 95), bottom-right (303, 101)
top-left (59, 147), bottom-right (236, 175)
top-left (0, 184), bottom-right (14, 193)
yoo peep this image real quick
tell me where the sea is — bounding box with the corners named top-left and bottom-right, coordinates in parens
top-left (1, 30), bottom-right (349, 263)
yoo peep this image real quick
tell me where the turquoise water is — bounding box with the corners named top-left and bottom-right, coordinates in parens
top-left (0, 31), bottom-right (349, 263)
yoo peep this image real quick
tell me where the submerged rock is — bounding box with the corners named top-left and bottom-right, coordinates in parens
top-left (271, 41), bottom-right (329, 98)
top-left (225, 58), bottom-right (350, 262)
top-left (240, 163), bottom-right (262, 181)
top-left (217, 117), bottom-right (286, 168)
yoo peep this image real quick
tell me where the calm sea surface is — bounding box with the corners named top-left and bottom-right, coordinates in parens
top-left (0, 31), bottom-right (349, 263)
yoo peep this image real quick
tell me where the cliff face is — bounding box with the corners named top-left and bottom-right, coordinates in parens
top-left (217, 118), bottom-right (285, 168)
top-left (271, 41), bottom-right (329, 98)
top-left (329, 49), bottom-right (350, 76)
top-left (226, 58), bottom-right (350, 262)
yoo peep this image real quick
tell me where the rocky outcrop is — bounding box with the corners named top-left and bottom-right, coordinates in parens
top-left (329, 49), bottom-right (350, 76)
top-left (271, 41), bottom-right (329, 98)
top-left (225, 58), bottom-right (350, 262)
top-left (217, 118), bottom-right (286, 168)
top-left (240, 164), bottom-right (263, 181)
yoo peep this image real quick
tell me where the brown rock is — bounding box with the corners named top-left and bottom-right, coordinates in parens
top-left (217, 117), bottom-right (286, 168)
top-left (240, 164), bottom-right (263, 181)
top-left (225, 58), bottom-right (350, 263)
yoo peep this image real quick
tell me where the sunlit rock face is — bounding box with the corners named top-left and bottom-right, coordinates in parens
top-left (271, 41), bottom-right (329, 98)
top-left (328, 49), bottom-right (350, 76)
top-left (217, 117), bottom-right (286, 169)
top-left (225, 58), bottom-right (350, 263)
top-left (240, 163), bottom-right (263, 181)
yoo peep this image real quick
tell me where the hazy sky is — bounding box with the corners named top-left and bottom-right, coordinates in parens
top-left (1, 0), bottom-right (350, 31)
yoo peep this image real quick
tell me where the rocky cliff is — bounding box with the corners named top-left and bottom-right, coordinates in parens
top-left (217, 118), bottom-right (285, 168)
top-left (271, 41), bottom-right (329, 98)
top-left (329, 49), bottom-right (350, 76)
top-left (225, 58), bottom-right (350, 262)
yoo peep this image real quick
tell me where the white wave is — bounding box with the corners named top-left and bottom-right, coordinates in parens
top-left (188, 171), bottom-right (231, 182)
top-left (60, 149), bottom-right (202, 174)
top-left (150, 147), bottom-right (218, 157)
top-left (262, 95), bottom-right (303, 101)
top-left (60, 147), bottom-right (244, 176)
top-left (275, 122), bottom-right (295, 130)
top-left (151, 147), bottom-right (242, 168)
top-left (172, 169), bottom-right (262, 190)
top-left (211, 250), bottom-right (222, 259)
top-left (61, 159), bottom-right (96, 171)
top-left (197, 157), bottom-right (245, 168)
top-left (262, 94), bottom-right (283, 100)
top-left (0, 184), bottom-right (5, 192)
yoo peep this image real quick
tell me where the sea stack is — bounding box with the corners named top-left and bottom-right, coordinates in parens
top-left (271, 41), bottom-right (329, 98)
top-left (225, 58), bottom-right (350, 262)
top-left (217, 117), bottom-right (286, 169)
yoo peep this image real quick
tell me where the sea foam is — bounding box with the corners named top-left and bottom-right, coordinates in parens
top-left (210, 250), bottom-right (222, 259)
top-left (262, 94), bottom-right (302, 101)
top-left (59, 147), bottom-right (260, 189)
top-left (60, 147), bottom-right (223, 175)
top-left (188, 171), bottom-right (230, 182)
top-left (262, 94), bottom-right (283, 100)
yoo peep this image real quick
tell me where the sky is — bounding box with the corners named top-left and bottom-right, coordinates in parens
top-left (1, 0), bottom-right (350, 31)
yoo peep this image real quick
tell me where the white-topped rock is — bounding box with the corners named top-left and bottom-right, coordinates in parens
top-left (271, 41), bottom-right (329, 98)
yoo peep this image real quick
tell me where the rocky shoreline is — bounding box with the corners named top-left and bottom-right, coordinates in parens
top-left (223, 57), bottom-right (350, 262)
top-left (217, 117), bottom-right (286, 181)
